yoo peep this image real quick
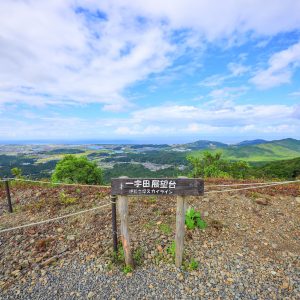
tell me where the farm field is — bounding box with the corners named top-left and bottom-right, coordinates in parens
top-left (0, 180), bottom-right (299, 299)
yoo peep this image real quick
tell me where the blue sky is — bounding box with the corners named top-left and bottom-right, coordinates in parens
top-left (0, 1), bottom-right (300, 143)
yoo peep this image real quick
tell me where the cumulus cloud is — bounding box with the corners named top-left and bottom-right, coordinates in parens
top-left (1, 0), bottom-right (300, 110)
top-left (131, 104), bottom-right (296, 127)
top-left (251, 41), bottom-right (300, 89)
top-left (0, 102), bottom-right (299, 140)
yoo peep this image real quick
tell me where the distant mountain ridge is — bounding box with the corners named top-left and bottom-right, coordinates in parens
top-left (182, 139), bottom-right (228, 150)
top-left (235, 139), bottom-right (267, 146)
top-left (182, 138), bottom-right (300, 162)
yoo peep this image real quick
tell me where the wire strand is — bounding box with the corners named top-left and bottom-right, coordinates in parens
top-left (3, 178), bottom-right (110, 188)
top-left (205, 180), bottom-right (300, 194)
top-left (0, 202), bottom-right (112, 234)
top-left (205, 179), bottom-right (300, 187)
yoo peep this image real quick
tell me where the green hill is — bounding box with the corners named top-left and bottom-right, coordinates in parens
top-left (251, 157), bottom-right (300, 179)
top-left (183, 140), bottom-right (228, 150)
top-left (192, 138), bottom-right (300, 162)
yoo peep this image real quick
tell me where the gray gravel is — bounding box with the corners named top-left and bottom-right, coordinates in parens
top-left (1, 254), bottom-right (299, 300)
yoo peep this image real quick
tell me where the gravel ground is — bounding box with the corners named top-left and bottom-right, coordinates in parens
top-left (1, 253), bottom-right (299, 300)
top-left (0, 182), bottom-right (299, 299)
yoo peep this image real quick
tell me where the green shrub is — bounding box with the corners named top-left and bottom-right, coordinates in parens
top-left (59, 192), bottom-right (77, 206)
top-left (167, 241), bottom-right (176, 257)
top-left (187, 151), bottom-right (250, 179)
top-left (11, 167), bottom-right (23, 179)
top-left (133, 247), bottom-right (143, 266)
top-left (51, 155), bottom-right (103, 185)
top-left (122, 265), bottom-right (133, 274)
top-left (185, 207), bottom-right (207, 230)
top-left (188, 258), bottom-right (199, 270)
top-left (159, 223), bottom-right (172, 234)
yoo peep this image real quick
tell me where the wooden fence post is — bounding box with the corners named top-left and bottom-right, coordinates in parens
top-left (4, 180), bottom-right (13, 213)
top-left (117, 176), bottom-right (133, 267)
top-left (175, 176), bottom-right (188, 267)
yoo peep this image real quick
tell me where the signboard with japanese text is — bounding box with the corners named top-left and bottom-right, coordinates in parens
top-left (111, 178), bottom-right (204, 196)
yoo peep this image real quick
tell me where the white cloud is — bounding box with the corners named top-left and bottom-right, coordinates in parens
top-left (127, 0), bottom-right (300, 40)
top-left (0, 102), bottom-right (299, 140)
top-left (1, 0), bottom-right (300, 111)
top-left (251, 41), bottom-right (300, 89)
top-left (199, 63), bottom-right (250, 87)
top-left (227, 63), bottom-right (249, 76)
top-left (199, 74), bottom-right (228, 87)
top-left (289, 91), bottom-right (300, 97)
top-left (0, 1), bottom-right (174, 110)
top-left (132, 104), bottom-right (296, 125)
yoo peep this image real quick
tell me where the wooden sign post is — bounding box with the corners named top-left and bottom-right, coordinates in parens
top-left (111, 177), bottom-right (204, 268)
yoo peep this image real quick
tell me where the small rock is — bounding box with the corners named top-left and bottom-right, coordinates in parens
top-left (203, 211), bottom-right (209, 217)
top-left (270, 271), bottom-right (277, 276)
top-left (87, 291), bottom-right (94, 298)
top-left (295, 197), bottom-right (300, 204)
top-left (255, 198), bottom-right (269, 205)
top-left (281, 278), bottom-right (290, 289)
top-left (35, 257), bottom-right (43, 263)
top-left (177, 273), bottom-right (184, 281)
top-left (271, 243), bottom-right (278, 249)
top-left (225, 278), bottom-right (234, 284)
top-left (67, 235), bottom-right (75, 241)
top-left (21, 259), bottom-right (29, 268)
top-left (57, 228), bottom-right (63, 233)
top-left (11, 270), bottom-right (21, 277)
top-left (57, 245), bottom-right (68, 255)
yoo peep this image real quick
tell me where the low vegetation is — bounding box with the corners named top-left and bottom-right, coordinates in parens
top-left (187, 151), bottom-right (250, 179)
top-left (51, 155), bottom-right (103, 185)
top-left (185, 207), bottom-right (207, 230)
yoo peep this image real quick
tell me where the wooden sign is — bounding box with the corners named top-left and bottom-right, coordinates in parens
top-left (111, 178), bottom-right (204, 196)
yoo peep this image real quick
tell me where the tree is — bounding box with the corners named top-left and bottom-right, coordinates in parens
top-left (187, 151), bottom-right (250, 179)
top-left (187, 151), bottom-right (223, 178)
top-left (51, 155), bottom-right (103, 185)
top-left (11, 167), bottom-right (23, 178)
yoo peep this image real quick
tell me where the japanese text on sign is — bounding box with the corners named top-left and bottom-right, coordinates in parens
top-left (111, 178), bottom-right (204, 196)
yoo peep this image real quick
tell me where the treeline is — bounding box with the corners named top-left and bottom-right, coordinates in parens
top-left (102, 150), bottom-right (188, 165)
top-left (250, 157), bottom-right (300, 179)
top-left (38, 148), bottom-right (85, 155)
top-left (1, 153), bottom-right (300, 183)
top-left (103, 163), bottom-right (181, 184)
top-left (188, 151), bottom-right (300, 180)
top-left (0, 155), bottom-right (55, 178)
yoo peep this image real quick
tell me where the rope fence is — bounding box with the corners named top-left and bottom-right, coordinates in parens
top-left (205, 179), bottom-right (300, 187)
top-left (0, 177), bottom-right (299, 234)
top-left (205, 179), bottom-right (300, 194)
top-left (0, 178), bottom-right (110, 188)
top-left (0, 202), bottom-right (113, 234)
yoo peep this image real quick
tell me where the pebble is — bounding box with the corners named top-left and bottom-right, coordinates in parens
top-left (1, 189), bottom-right (299, 300)
top-left (255, 199), bottom-right (269, 206)
top-left (87, 291), bottom-right (94, 298)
